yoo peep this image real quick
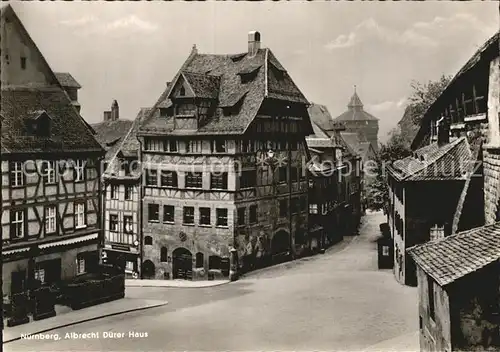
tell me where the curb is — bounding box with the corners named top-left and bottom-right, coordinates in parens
top-left (3, 301), bottom-right (168, 344)
top-left (125, 281), bottom-right (230, 289)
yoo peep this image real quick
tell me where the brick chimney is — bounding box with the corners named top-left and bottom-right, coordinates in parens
top-left (248, 31), bottom-right (261, 57)
top-left (111, 100), bottom-right (119, 121)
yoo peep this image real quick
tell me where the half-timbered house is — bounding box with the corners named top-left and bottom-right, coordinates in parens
top-left (1, 5), bottom-right (104, 296)
top-left (307, 103), bottom-right (364, 238)
top-left (92, 102), bottom-right (147, 277)
top-left (388, 30), bottom-right (499, 287)
top-left (137, 31), bottom-right (313, 280)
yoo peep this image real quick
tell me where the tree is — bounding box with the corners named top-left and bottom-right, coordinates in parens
top-left (365, 133), bottom-right (412, 212)
top-left (407, 74), bottom-right (452, 125)
top-left (364, 75), bottom-right (452, 212)
top-left (398, 75), bottom-right (452, 146)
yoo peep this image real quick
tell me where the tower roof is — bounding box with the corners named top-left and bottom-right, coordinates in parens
top-left (348, 87), bottom-right (363, 109)
top-left (333, 86), bottom-right (379, 122)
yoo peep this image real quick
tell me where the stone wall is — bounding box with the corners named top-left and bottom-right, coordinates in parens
top-left (483, 147), bottom-right (500, 225)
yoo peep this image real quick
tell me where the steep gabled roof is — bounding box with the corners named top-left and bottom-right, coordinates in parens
top-left (139, 45), bottom-right (310, 136)
top-left (411, 31), bottom-right (499, 150)
top-left (308, 103), bottom-right (337, 134)
top-left (54, 72), bottom-right (81, 89)
top-left (408, 222), bottom-right (500, 287)
top-left (388, 137), bottom-right (472, 182)
top-left (0, 5), bottom-right (101, 154)
top-left (91, 119), bottom-right (134, 161)
top-left (182, 72), bottom-right (220, 99)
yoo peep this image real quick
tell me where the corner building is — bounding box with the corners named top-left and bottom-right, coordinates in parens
top-left (137, 31), bottom-right (313, 280)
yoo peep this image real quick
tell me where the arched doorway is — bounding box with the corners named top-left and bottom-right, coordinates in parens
top-left (142, 260), bottom-right (155, 279)
top-left (172, 248), bottom-right (193, 280)
top-left (271, 230), bottom-right (290, 256)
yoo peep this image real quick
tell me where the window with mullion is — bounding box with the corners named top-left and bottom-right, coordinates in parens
top-left (216, 208), bottom-right (228, 227)
top-left (75, 202), bottom-right (86, 228)
top-left (185, 172), bottom-right (202, 188)
top-left (146, 169), bottom-right (158, 186)
top-left (210, 172), bottom-right (228, 190)
top-left (45, 205), bottom-right (57, 234)
top-left (42, 160), bottom-right (57, 184)
top-left (212, 140), bottom-right (227, 153)
top-left (161, 171), bottom-right (178, 187)
top-left (199, 207), bottom-right (211, 225)
top-left (10, 161), bottom-right (24, 187)
top-left (74, 160), bottom-right (85, 182)
top-left (10, 209), bottom-right (25, 239)
top-left (163, 140), bottom-right (178, 152)
top-left (109, 214), bottom-right (119, 232)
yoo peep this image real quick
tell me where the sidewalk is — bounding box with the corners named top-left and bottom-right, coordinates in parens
top-left (125, 279), bottom-right (229, 288)
top-left (3, 294), bottom-right (168, 344)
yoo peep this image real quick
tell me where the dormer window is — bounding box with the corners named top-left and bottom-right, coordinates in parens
top-left (27, 111), bottom-right (52, 138)
top-left (238, 66), bottom-right (261, 84)
top-left (179, 86), bottom-right (186, 97)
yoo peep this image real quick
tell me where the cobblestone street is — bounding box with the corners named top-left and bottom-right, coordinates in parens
top-left (4, 211), bottom-right (418, 351)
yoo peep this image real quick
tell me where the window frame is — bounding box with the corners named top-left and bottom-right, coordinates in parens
top-left (199, 207), bottom-right (211, 226)
top-left (183, 206), bottom-right (195, 225)
top-left (75, 160), bottom-right (85, 182)
top-left (76, 255), bottom-right (86, 275)
top-left (123, 215), bottom-right (134, 234)
top-left (146, 169), bottom-right (158, 186)
top-left (148, 204), bottom-right (160, 222)
top-left (10, 161), bottom-right (24, 188)
top-left (163, 205), bottom-right (175, 223)
top-left (124, 185), bottom-right (133, 200)
top-left (75, 202), bottom-right (86, 229)
top-left (109, 214), bottom-right (119, 232)
top-left (11, 209), bottom-right (25, 239)
top-left (185, 172), bottom-right (203, 189)
top-left (110, 184), bottom-right (119, 199)
top-left (212, 140), bottom-right (227, 153)
top-left (279, 199), bottom-right (288, 217)
top-left (42, 160), bottom-right (57, 184)
top-left (45, 205), bottom-right (57, 234)
top-left (161, 170), bottom-right (178, 188)
top-left (210, 172), bottom-right (228, 190)
top-left (216, 208), bottom-right (228, 227)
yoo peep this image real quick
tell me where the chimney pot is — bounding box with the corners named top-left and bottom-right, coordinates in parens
top-left (248, 31), bottom-right (261, 57)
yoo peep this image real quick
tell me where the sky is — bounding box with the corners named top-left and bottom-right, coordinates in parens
top-left (12, 1), bottom-right (499, 143)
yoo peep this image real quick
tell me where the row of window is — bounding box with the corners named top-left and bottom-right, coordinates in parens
top-left (145, 168), bottom-right (305, 189)
top-left (109, 185), bottom-right (135, 200)
top-left (9, 204), bottom-right (86, 239)
top-left (10, 160), bottom-right (87, 187)
top-left (143, 139), bottom-right (300, 154)
top-left (147, 246), bottom-right (221, 270)
top-left (109, 214), bottom-right (134, 234)
top-left (148, 204), bottom-right (231, 227)
top-left (145, 139), bottom-right (228, 153)
top-left (309, 201), bottom-right (335, 215)
top-left (145, 170), bottom-right (228, 189)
